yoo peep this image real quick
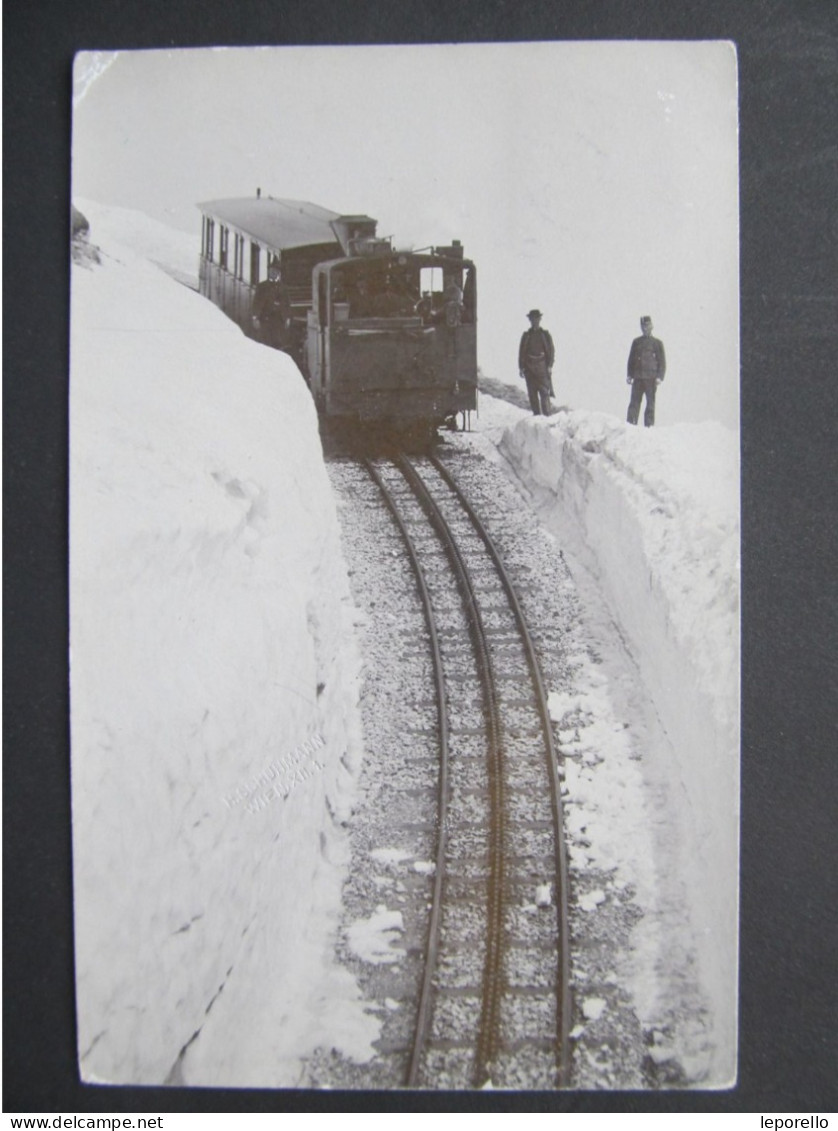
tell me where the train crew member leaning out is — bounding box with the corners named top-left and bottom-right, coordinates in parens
top-left (519, 309), bottom-right (555, 416)
top-left (626, 315), bottom-right (666, 427)
top-left (444, 278), bottom-right (465, 328)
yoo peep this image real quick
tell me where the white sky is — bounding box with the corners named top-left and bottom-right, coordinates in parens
top-left (72, 43), bottom-right (739, 428)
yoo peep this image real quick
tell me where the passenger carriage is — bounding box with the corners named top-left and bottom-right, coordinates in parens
top-left (198, 194), bottom-right (349, 349)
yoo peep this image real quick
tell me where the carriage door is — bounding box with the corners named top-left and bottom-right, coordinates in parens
top-left (318, 271), bottom-right (330, 390)
top-left (306, 268), bottom-right (327, 395)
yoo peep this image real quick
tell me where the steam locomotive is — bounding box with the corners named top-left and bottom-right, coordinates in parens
top-left (198, 194), bottom-right (477, 429)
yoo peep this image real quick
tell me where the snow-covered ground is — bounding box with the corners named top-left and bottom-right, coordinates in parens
top-left (70, 203), bottom-right (377, 1085)
top-left (470, 397), bottom-right (739, 1083)
top-left (70, 204), bottom-right (738, 1087)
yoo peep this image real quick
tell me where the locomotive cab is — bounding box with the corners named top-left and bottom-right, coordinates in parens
top-left (307, 248), bottom-right (477, 427)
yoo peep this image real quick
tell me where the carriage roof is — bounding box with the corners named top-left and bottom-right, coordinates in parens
top-left (197, 197), bottom-right (376, 253)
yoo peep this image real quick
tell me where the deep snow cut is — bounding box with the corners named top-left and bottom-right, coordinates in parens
top-left (69, 203), bottom-right (739, 1088)
top-left (496, 405), bottom-right (739, 1082)
top-left (70, 204), bottom-right (377, 1086)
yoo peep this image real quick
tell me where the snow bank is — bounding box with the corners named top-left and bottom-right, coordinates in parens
top-left (499, 409), bottom-right (739, 1079)
top-left (70, 205), bottom-right (375, 1086)
top-left (74, 198), bottom-right (199, 285)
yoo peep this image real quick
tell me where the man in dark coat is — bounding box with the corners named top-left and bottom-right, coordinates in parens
top-left (252, 264), bottom-right (292, 350)
top-left (626, 315), bottom-right (667, 426)
top-left (519, 309), bottom-right (555, 416)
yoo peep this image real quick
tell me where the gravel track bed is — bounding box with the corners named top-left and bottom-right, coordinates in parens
top-left (430, 438), bottom-right (656, 1089)
top-left (306, 452), bottom-right (571, 1088)
top-left (304, 443), bottom-right (651, 1090)
top-left (303, 458), bottom-right (440, 1090)
top-left (436, 944), bottom-right (486, 987)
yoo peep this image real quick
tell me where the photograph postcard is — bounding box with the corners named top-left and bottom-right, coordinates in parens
top-left (69, 41), bottom-right (740, 1090)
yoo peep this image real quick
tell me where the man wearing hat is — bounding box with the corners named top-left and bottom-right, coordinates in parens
top-left (519, 309), bottom-right (555, 416)
top-left (626, 315), bottom-right (667, 426)
top-left (252, 261), bottom-right (292, 350)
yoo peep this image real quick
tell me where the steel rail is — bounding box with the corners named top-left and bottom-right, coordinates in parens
top-left (429, 451), bottom-right (573, 1088)
top-left (361, 458), bottom-right (451, 1089)
top-left (395, 454), bottom-right (506, 1088)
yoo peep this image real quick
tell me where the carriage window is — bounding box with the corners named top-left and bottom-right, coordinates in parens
top-left (250, 243), bottom-right (260, 285)
top-left (205, 219), bottom-right (214, 261)
top-left (219, 227), bottom-right (229, 270)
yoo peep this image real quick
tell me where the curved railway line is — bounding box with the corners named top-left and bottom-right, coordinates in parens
top-left (351, 449), bottom-right (573, 1088)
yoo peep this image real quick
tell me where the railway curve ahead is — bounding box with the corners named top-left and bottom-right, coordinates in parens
top-left (310, 440), bottom-right (584, 1090)
top-left (377, 452), bottom-right (573, 1088)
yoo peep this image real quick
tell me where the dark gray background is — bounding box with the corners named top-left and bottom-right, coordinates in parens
top-left (4, 0), bottom-right (836, 1114)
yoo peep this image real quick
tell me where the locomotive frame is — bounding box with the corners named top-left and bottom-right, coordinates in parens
top-left (198, 194), bottom-right (477, 429)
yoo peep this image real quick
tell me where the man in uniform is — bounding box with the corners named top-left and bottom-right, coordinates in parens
top-left (252, 263), bottom-right (291, 350)
top-left (519, 309), bottom-right (555, 416)
top-left (626, 315), bottom-right (666, 426)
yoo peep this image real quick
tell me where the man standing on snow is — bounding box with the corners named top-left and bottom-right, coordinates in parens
top-left (519, 309), bottom-right (555, 416)
top-left (626, 315), bottom-right (666, 427)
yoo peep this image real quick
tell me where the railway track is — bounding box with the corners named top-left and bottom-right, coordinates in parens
top-left (359, 451), bottom-right (572, 1089)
